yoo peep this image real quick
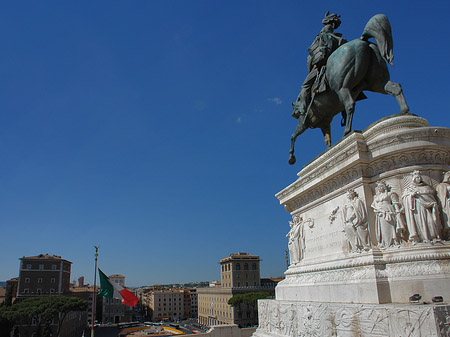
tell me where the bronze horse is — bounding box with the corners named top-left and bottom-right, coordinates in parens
top-left (289, 14), bottom-right (409, 165)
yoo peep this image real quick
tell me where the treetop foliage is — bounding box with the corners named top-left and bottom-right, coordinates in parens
top-left (227, 291), bottom-right (273, 310)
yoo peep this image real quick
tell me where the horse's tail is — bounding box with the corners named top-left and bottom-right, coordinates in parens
top-left (361, 14), bottom-right (394, 65)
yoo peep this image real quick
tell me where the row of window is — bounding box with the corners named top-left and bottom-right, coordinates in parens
top-left (236, 282), bottom-right (256, 287)
top-left (24, 277), bottom-right (56, 283)
top-left (158, 297), bottom-right (182, 302)
top-left (23, 288), bottom-right (56, 294)
top-left (104, 298), bottom-right (122, 304)
top-left (24, 263), bottom-right (59, 270)
top-left (222, 263), bottom-right (257, 272)
top-left (235, 273), bottom-right (257, 279)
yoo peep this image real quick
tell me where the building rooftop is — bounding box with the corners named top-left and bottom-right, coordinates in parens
top-left (109, 274), bottom-right (125, 278)
top-left (220, 252), bottom-right (260, 263)
top-left (20, 254), bottom-right (72, 263)
top-left (69, 285), bottom-right (99, 293)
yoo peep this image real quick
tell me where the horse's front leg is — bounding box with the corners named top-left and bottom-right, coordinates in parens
top-left (384, 81), bottom-right (409, 114)
top-left (289, 120), bottom-right (308, 165)
top-left (337, 87), bottom-right (355, 136)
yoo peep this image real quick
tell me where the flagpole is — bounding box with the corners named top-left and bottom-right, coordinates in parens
top-left (91, 246), bottom-right (99, 337)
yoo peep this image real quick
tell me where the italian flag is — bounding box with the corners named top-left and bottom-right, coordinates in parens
top-left (98, 269), bottom-right (139, 307)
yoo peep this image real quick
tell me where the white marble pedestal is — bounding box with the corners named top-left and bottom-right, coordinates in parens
top-left (254, 114), bottom-right (450, 337)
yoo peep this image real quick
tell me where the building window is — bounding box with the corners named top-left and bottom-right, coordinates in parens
top-left (27, 264), bottom-right (31, 270)
top-left (244, 263), bottom-right (249, 270)
top-left (50, 289), bottom-right (55, 294)
top-left (24, 289), bottom-right (29, 294)
top-left (252, 263), bottom-right (257, 270)
top-left (39, 264), bottom-right (44, 270)
top-left (38, 278), bottom-right (43, 284)
top-left (25, 278), bottom-right (30, 283)
top-left (236, 273), bottom-right (240, 279)
top-left (236, 263), bottom-right (240, 270)
top-left (37, 289), bottom-right (42, 295)
top-left (51, 278), bottom-right (56, 283)
top-left (245, 282), bottom-right (249, 286)
top-left (254, 282), bottom-right (257, 286)
top-left (245, 274), bottom-right (248, 279)
top-left (237, 282), bottom-right (240, 287)
top-left (52, 265), bottom-right (57, 270)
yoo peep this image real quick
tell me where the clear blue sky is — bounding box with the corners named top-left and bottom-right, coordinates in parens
top-left (1, 1), bottom-right (449, 287)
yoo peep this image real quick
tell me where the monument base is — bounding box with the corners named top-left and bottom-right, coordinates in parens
top-left (256, 115), bottom-right (450, 336)
top-left (254, 300), bottom-right (450, 337)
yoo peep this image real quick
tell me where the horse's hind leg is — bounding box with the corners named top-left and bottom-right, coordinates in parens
top-left (337, 88), bottom-right (356, 136)
top-left (384, 81), bottom-right (409, 113)
top-left (321, 124), bottom-right (331, 148)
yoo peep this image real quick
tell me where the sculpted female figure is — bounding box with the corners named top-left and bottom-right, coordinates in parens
top-left (402, 171), bottom-right (442, 243)
top-left (436, 171), bottom-right (450, 239)
top-left (342, 189), bottom-right (370, 251)
top-left (286, 215), bottom-right (305, 265)
top-left (371, 181), bottom-right (405, 247)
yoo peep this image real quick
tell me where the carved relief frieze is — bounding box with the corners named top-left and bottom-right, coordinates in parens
top-left (367, 127), bottom-right (450, 154)
top-left (256, 300), bottom-right (444, 337)
top-left (288, 168), bottom-right (362, 211)
top-left (382, 260), bottom-right (449, 278)
top-left (284, 265), bottom-right (375, 284)
top-left (363, 149), bottom-right (450, 178)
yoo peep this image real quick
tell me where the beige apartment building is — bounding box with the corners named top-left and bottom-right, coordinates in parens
top-left (146, 289), bottom-right (185, 321)
top-left (198, 252), bottom-right (274, 328)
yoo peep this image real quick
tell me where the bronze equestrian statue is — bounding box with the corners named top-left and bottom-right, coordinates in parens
top-left (288, 13), bottom-right (409, 165)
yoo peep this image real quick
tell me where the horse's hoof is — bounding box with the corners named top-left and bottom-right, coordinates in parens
top-left (288, 156), bottom-right (296, 165)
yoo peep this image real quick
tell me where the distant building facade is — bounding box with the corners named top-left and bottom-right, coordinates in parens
top-left (14, 254), bottom-right (86, 337)
top-left (1, 278), bottom-right (19, 305)
top-left (146, 289), bottom-right (185, 321)
top-left (17, 254), bottom-right (71, 298)
top-left (69, 285), bottom-right (100, 325)
top-left (101, 274), bottom-right (134, 324)
top-left (197, 252), bottom-right (277, 328)
top-left (188, 288), bottom-right (198, 318)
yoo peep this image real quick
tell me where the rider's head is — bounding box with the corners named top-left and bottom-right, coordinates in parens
top-left (322, 11), bottom-right (341, 29)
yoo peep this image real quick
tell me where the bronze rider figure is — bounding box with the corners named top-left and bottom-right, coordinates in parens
top-left (293, 12), bottom-right (347, 119)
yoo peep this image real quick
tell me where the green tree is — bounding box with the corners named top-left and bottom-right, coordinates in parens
top-left (228, 291), bottom-right (274, 320)
top-left (0, 306), bottom-right (14, 337)
top-left (4, 283), bottom-right (14, 307)
top-left (0, 296), bottom-right (87, 337)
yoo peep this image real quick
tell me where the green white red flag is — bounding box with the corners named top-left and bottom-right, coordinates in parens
top-left (98, 268), bottom-right (139, 307)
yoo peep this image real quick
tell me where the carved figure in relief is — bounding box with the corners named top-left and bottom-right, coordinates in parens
top-left (436, 171), bottom-right (450, 239)
top-left (342, 189), bottom-right (370, 251)
top-left (286, 215), bottom-right (305, 264)
top-left (402, 171), bottom-right (442, 243)
top-left (371, 181), bottom-right (406, 247)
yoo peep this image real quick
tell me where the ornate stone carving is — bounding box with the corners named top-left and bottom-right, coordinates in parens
top-left (436, 171), bottom-right (450, 240)
top-left (371, 180), bottom-right (407, 247)
top-left (284, 265), bottom-right (375, 284)
top-left (255, 300), bottom-right (446, 337)
top-left (286, 215), bottom-right (305, 265)
top-left (329, 206), bottom-right (340, 224)
top-left (342, 189), bottom-right (371, 252)
top-left (402, 170), bottom-right (443, 243)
